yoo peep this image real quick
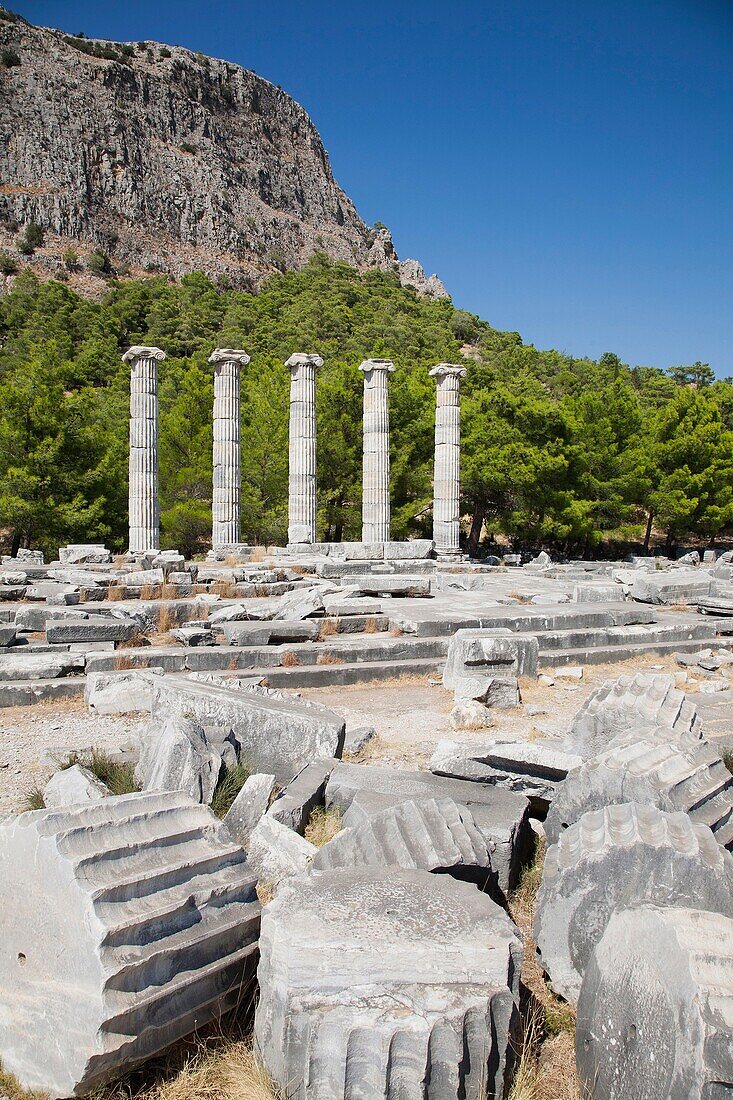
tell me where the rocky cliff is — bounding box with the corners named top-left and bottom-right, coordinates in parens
top-left (0, 8), bottom-right (446, 296)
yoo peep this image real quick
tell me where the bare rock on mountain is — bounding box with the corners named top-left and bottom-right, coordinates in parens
top-left (0, 8), bottom-right (447, 296)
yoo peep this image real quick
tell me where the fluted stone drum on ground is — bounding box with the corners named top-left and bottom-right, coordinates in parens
top-left (430, 364), bottom-right (466, 558)
top-left (209, 348), bottom-right (249, 547)
top-left (254, 868), bottom-right (523, 1099)
top-left (545, 733), bottom-right (733, 850)
top-left (286, 353), bottom-right (323, 544)
top-left (0, 791), bottom-right (260, 1099)
top-left (534, 802), bottom-right (733, 1003)
top-left (576, 906), bottom-right (733, 1099)
top-left (125, 346), bottom-right (165, 552)
top-left (359, 358), bottom-right (395, 543)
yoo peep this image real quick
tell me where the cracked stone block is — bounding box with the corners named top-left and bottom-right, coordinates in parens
top-left (151, 677), bottom-right (345, 784)
top-left (312, 796), bottom-right (498, 894)
top-left (247, 814), bottom-right (316, 883)
top-left (443, 630), bottom-right (539, 693)
top-left (431, 738), bottom-right (582, 809)
top-left (223, 772), bottom-right (276, 846)
top-left (0, 791), bottom-right (260, 1098)
top-left (272, 586), bottom-right (325, 620)
top-left (326, 763), bottom-right (532, 894)
top-left (576, 906), bottom-right (733, 1099)
top-left (566, 672), bottom-right (702, 759)
top-left (254, 868), bottom-right (523, 1099)
top-left (84, 669), bottom-right (163, 714)
top-left (546, 733), bottom-right (733, 850)
top-left (535, 802), bottom-right (733, 1003)
top-left (137, 716), bottom-right (222, 804)
top-left (267, 757), bottom-right (339, 834)
top-left (43, 763), bottom-right (110, 808)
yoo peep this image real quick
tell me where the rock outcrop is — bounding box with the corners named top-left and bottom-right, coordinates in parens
top-left (0, 8), bottom-right (447, 296)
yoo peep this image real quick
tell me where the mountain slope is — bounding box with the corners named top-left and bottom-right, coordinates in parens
top-left (0, 8), bottom-right (445, 295)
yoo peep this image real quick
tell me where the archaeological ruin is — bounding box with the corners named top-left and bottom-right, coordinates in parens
top-left (0, 340), bottom-right (732, 1099)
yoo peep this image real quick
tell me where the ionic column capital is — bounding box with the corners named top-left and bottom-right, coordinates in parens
top-left (359, 358), bottom-right (395, 374)
top-left (429, 363), bottom-right (467, 380)
top-left (208, 348), bottom-right (251, 365)
top-left (286, 353), bottom-right (324, 372)
top-left (122, 346), bottom-right (166, 364)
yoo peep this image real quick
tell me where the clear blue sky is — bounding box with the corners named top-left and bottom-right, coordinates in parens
top-left (14, 0), bottom-right (733, 374)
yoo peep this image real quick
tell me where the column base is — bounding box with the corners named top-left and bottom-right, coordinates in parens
top-left (434, 547), bottom-right (466, 562)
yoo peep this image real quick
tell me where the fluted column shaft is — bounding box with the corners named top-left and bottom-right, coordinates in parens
top-left (430, 364), bottom-right (467, 557)
top-left (360, 359), bottom-right (395, 543)
top-left (209, 349), bottom-right (250, 547)
top-left (124, 346), bottom-right (165, 553)
top-left (287, 353), bottom-right (323, 544)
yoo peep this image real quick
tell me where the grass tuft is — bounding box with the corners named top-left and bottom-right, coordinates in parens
top-left (0, 1059), bottom-right (49, 1099)
top-left (280, 651), bottom-right (300, 667)
top-left (317, 619), bottom-right (339, 640)
top-left (363, 617), bottom-right (379, 634)
top-left (59, 748), bottom-right (139, 796)
top-left (304, 805), bottom-right (342, 847)
top-left (140, 583), bottom-right (162, 600)
top-left (212, 580), bottom-right (237, 598)
top-left (723, 749), bottom-right (733, 775)
top-left (211, 763), bottom-right (251, 819)
top-left (22, 785), bottom-right (46, 812)
top-left (90, 1029), bottom-right (284, 1100)
top-left (107, 585), bottom-right (127, 601)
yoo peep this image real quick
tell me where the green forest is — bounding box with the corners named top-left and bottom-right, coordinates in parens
top-left (0, 254), bottom-right (731, 559)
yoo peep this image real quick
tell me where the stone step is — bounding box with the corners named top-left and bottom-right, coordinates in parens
top-left (541, 634), bottom-right (733, 667)
top-left (392, 602), bottom-right (657, 637)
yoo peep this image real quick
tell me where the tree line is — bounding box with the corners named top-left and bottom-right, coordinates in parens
top-left (0, 255), bottom-right (730, 559)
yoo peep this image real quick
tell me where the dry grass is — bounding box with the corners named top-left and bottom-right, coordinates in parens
top-left (117, 631), bottom-right (148, 650)
top-left (316, 652), bottom-right (343, 666)
top-left (228, 656), bottom-right (241, 671)
top-left (304, 805), bottom-right (342, 847)
top-left (249, 546), bottom-right (267, 563)
top-left (113, 654), bottom-right (137, 671)
top-left (389, 625), bottom-right (404, 637)
top-left (161, 583), bottom-right (184, 600)
top-left (288, 565), bottom-right (307, 576)
top-left (157, 605), bottom-right (176, 633)
top-left (94, 1031), bottom-right (284, 1100)
top-left (280, 651), bottom-right (300, 667)
top-left (140, 584), bottom-right (163, 600)
top-left (317, 618), bottom-right (339, 640)
top-left (256, 880), bottom-right (275, 906)
top-left (212, 581), bottom-right (237, 598)
top-left (0, 1059), bottom-right (49, 1098)
top-left (724, 749), bottom-right (733, 774)
top-left (508, 841), bottom-right (581, 1100)
top-left (363, 616), bottom-right (379, 634)
top-left (506, 590), bottom-right (533, 604)
top-left (106, 585), bottom-right (127, 601)
top-left (113, 554), bottom-right (128, 569)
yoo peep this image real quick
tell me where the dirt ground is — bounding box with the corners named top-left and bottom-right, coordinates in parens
top-left (299, 652), bottom-right (697, 763)
top-left (0, 698), bottom-right (147, 816)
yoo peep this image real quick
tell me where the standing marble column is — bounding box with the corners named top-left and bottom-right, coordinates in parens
top-left (430, 364), bottom-right (467, 558)
top-left (360, 358), bottom-right (395, 543)
top-left (124, 346), bottom-right (165, 553)
top-left (209, 349), bottom-right (250, 548)
top-left (286, 353), bottom-right (324, 544)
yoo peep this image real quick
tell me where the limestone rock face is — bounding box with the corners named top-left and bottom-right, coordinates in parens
top-left (0, 791), bottom-right (260, 1099)
top-left (0, 11), bottom-right (446, 295)
top-left (576, 906), bottom-right (733, 1099)
top-left (254, 868), bottom-right (523, 1099)
top-left (535, 802), bottom-right (733, 1003)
